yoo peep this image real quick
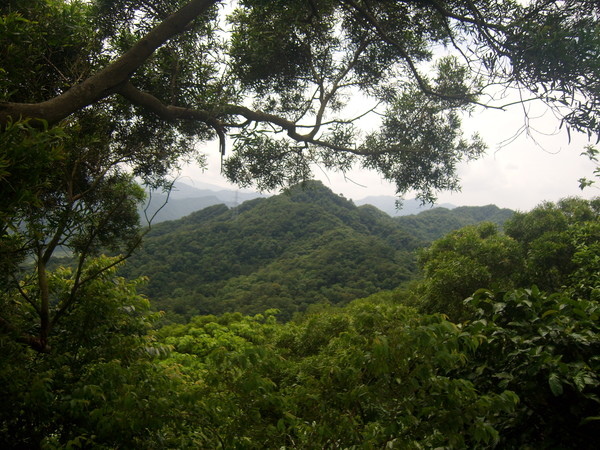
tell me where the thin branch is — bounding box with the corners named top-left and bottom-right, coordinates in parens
top-left (50, 199), bottom-right (148, 330)
top-left (428, 0), bottom-right (507, 32)
top-left (308, 39), bottom-right (370, 139)
top-left (295, 101), bottom-right (382, 128)
top-left (143, 181), bottom-right (175, 226)
top-left (11, 274), bottom-right (41, 316)
top-left (341, 0), bottom-right (492, 107)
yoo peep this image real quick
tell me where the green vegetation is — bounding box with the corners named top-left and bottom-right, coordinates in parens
top-left (396, 204), bottom-right (515, 244)
top-left (3, 197), bottom-right (599, 448)
top-left (123, 181), bottom-right (418, 321)
top-left (122, 181), bottom-right (513, 322)
top-left (0, 258), bottom-right (186, 448)
top-left (156, 299), bottom-right (519, 448)
top-left (2, 0), bottom-right (600, 448)
top-left (417, 198), bottom-right (600, 321)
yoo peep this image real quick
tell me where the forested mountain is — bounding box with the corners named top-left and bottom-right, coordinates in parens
top-left (396, 204), bottom-right (515, 243)
top-left (123, 181), bottom-right (513, 321)
top-left (124, 181), bottom-right (417, 320)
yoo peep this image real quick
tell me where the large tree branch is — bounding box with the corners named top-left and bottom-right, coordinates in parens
top-left (119, 81), bottom-right (414, 156)
top-left (118, 82), bottom-right (217, 124)
top-left (118, 83), bottom-right (341, 152)
top-left (0, 0), bottom-right (219, 127)
top-left (118, 81), bottom-right (227, 154)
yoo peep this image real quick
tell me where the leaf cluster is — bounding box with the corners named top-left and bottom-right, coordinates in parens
top-left (416, 197), bottom-right (600, 321)
top-left (0, 258), bottom-right (186, 449)
top-left (157, 295), bottom-right (518, 448)
top-left (463, 287), bottom-right (600, 448)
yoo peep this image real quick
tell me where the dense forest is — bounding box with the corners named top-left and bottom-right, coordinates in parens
top-left (2, 0), bottom-right (600, 448)
top-left (3, 194), bottom-right (599, 448)
top-left (122, 181), bottom-right (513, 322)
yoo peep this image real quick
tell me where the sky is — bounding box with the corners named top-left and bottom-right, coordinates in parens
top-left (176, 3), bottom-right (599, 213)
top-left (181, 98), bottom-right (598, 212)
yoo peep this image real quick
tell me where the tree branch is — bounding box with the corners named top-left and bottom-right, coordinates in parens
top-left (341, 0), bottom-right (485, 105)
top-left (0, 0), bottom-right (219, 126)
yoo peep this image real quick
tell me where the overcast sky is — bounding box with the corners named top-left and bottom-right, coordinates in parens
top-left (175, 4), bottom-right (599, 213)
top-left (181, 97), bottom-right (599, 212)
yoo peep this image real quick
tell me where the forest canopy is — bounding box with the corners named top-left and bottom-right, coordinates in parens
top-left (1, 1), bottom-right (600, 447)
top-left (2, 198), bottom-right (599, 448)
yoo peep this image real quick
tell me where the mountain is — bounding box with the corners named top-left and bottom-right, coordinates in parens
top-left (140, 181), bottom-right (463, 223)
top-left (395, 204), bottom-right (515, 243)
top-left (355, 195), bottom-right (456, 216)
top-left (123, 181), bottom-right (514, 322)
top-left (141, 181), bottom-right (459, 223)
top-left (140, 181), bottom-right (265, 223)
top-left (124, 181), bottom-right (419, 321)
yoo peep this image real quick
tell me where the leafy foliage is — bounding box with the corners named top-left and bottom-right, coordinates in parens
top-left (0, 0), bottom-right (98, 103)
top-left (3, 196), bottom-right (599, 447)
top-left (505, 197), bottom-right (600, 291)
top-left (0, 259), bottom-right (188, 448)
top-left (3, 0), bottom-right (600, 200)
top-left (409, 196), bottom-right (600, 446)
top-left (0, 117), bottom-right (146, 351)
top-left (416, 198), bottom-right (600, 321)
top-left (157, 295), bottom-right (519, 448)
top-left (395, 204), bottom-right (514, 244)
top-left (463, 287), bottom-right (600, 448)
top-left (2, 0), bottom-right (600, 447)
top-left (417, 222), bottom-right (522, 321)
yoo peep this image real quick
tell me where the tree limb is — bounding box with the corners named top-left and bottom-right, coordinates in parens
top-left (0, 0), bottom-right (219, 127)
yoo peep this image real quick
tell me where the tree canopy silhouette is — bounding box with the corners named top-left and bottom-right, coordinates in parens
top-left (2, 0), bottom-right (599, 200)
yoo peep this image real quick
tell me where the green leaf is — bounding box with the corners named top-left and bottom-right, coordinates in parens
top-left (541, 309), bottom-right (558, 318)
top-left (580, 416), bottom-right (600, 425)
top-left (548, 373), bottom-right (563, 396)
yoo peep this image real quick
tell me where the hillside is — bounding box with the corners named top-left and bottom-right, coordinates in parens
top-left (395, 204), bottom-right (514, 243)
top-left (123, 181), bottom-right (514, 321)
top-left (124, 181), bottom-right (416, 320)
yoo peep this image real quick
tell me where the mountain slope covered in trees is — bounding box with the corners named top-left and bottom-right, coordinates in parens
top-left (123, 181), bottom-right (514, 321)
top-left (396, 204), bottom-right (515, 243)
top-left (124, 181), bottom-right (417, 320)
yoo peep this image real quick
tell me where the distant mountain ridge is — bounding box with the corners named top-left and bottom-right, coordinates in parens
top-left (124, 181), bottom-right (514, 322)
top-left (355, 195), bottom-right (456, 216)
top-left (140, 180), bottom-right (460, 223)
top-left (140, 181), bottom-right (265, 223)
top-left (395, 204), bottom-right (515, 243)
